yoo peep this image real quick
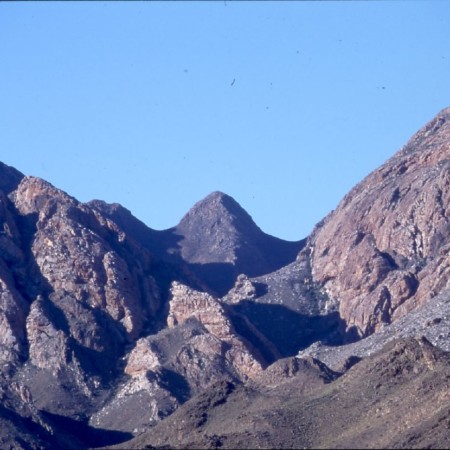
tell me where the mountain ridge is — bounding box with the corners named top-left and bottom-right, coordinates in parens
top-left (0, 107), bottom-right (449, 449)
top-left (308, 105), bottom-right (450, 337)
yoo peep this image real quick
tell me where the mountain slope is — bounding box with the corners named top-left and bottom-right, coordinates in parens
top-left (308, 107), bottom-right (450, 336)
top-left (117, 337), bottom-right (450, 450)
top-left (0, 166), bottom-right (305, 448)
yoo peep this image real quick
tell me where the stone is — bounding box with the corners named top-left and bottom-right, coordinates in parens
top-left (309, 107), bottom-right (450, 336)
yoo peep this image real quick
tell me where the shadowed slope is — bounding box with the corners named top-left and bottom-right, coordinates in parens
top-left (116, 337), bottom-right (450, 450)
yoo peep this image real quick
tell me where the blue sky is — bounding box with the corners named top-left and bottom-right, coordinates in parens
top-left (1, 1), bottom-right (450, 241)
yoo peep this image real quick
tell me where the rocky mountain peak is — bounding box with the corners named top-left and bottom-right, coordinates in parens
top-left (176, 191), bottom-right (262, 245)
top-left (14, 176), bottom-right (77, 219)
top-left (173, 191), bottom-right (304, 295)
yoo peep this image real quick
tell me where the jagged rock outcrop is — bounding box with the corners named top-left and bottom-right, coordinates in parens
top-left (0, 168), bottom-right (32, 368)
top-left (0, 169), bottom-right (168, 436)
top-left (309, 107), bottom-right (450, 336)
top-left (166, 281), bottom-right (264, 380)
top-left (14, 176), bottom-right (161, 340)
top-left (90, 282), bottom-right (266, 436)
top-left (0, 263), bottom-right (28, 367)
top-left (26, 295), bottom-right (69, 373)
top-left (123, 281), bottom-right (264, 388)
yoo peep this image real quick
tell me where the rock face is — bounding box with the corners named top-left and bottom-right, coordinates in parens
top-left (167, 281), bottom-right (264, 380)
top-left (89, 282), bottom-right (265, 437)
top-left (123, 281), bottom-right (266, 387)
top-left (12, 175), bottom-right (163, 383)
top-left (309, 107), bottom-right (450, 336)
top-left (0, 162), bottom-right (308, 448)
top-left (15, 176), bottom-right (161, 338)
top-left (1, 107), bottom-right (450, 449)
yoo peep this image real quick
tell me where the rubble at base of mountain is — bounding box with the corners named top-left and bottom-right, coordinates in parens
top-left (298, 287), bottom-right (450, 371)
top-left (115, 336), bottom-right (450, 450)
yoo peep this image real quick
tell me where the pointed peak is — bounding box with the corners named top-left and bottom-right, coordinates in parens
top-left (178, 191), bottom-right (257, 232)
top-left (195, 191), bottom-right (238, 207)
top-left (191, 191), bottom-right (247, 212)
top-left (204, 190), bottom-right (229, 200)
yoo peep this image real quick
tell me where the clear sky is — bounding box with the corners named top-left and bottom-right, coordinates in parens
top-left (1, 1), bottom-right (450, 241)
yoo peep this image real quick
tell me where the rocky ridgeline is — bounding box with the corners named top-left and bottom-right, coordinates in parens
top-left (9, 175), bottom-right (162, 377)
top-left (308, 107), bottom-right (450, 336)
top-left (0, 165), bottom-right (304, 448)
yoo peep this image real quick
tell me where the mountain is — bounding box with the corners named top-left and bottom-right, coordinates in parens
top-left (89, 191), bottom-right (304, 297)
top-left (309, 106), bottom-right (450, 337)
top-left (0, 166), bottom-right (307, 449)
top-left (172, 191), bottom-right (304, 295)
top-left (0, 108), bottom-right (449, 449)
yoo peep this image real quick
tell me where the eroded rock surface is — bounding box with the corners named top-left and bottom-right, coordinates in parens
top-left (310, 107), bottom-right (450, 336)
top-left (91, 282), bottom-right (266, 436)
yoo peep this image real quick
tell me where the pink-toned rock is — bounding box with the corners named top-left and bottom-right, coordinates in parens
top-left (168, 282), bottom-right (233, 339)
top-left (125, 338), bottom-right (161, 376)
top-left (0, 265), bottom-right (28, 366)
top-left (26, 296), bottom-right (68, 373)
top-left (310, 107), bottom-right (450, 336)
top-left (167, 282), bottom-right (263, 380)
top-left (13, 176), bottom-right (160, 340)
